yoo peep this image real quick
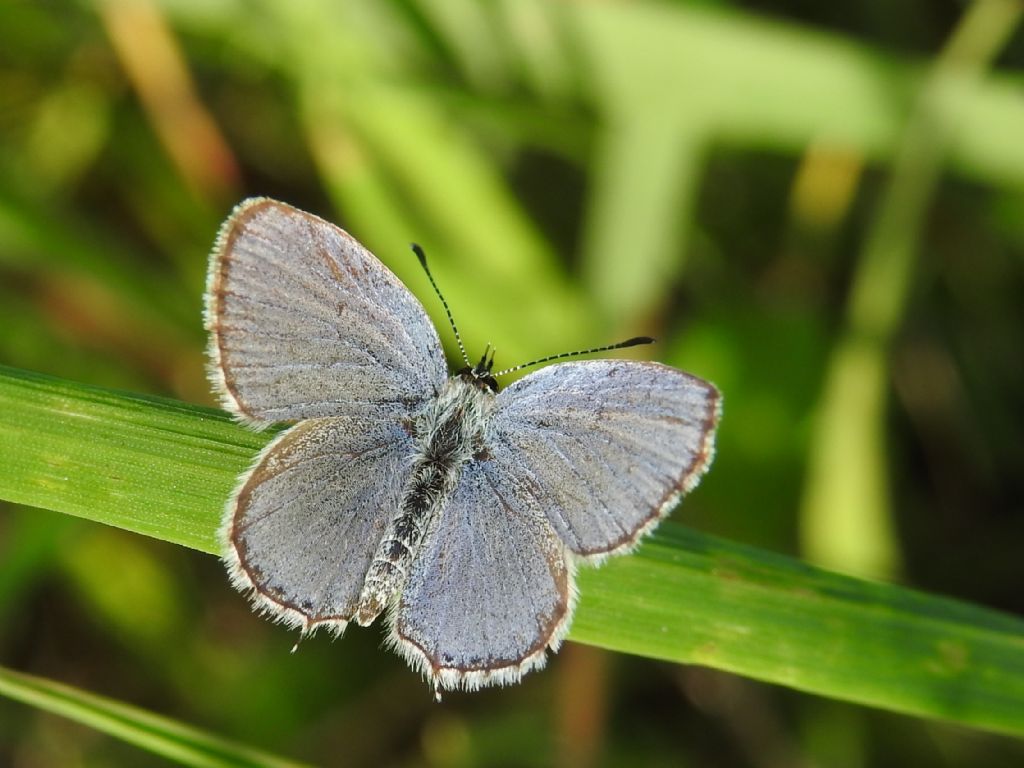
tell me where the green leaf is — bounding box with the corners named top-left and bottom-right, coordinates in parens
top-left (1, 365), bottom-right (1023, 738)
top-left (0, 664), bottom-right (311, 768)
top-left (0, 365), bottom-right (262, 553)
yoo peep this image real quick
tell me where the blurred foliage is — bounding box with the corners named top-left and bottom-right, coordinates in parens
top-left (1, 0), bottom-right (1023, 766)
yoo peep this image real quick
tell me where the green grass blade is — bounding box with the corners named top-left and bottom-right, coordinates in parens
top-left (572, 527), bottom-right (1024, 737)
top-left (0, 664), bottom-right (311, 768)
top-left (0, 365), bottom-right (263, 553)
top-left (1, 365), bottom-right (1023, 737)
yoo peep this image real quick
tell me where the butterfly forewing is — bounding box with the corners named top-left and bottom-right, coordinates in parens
top-left (206, 198), bottom-right (447, 424)
top-left (485, 360), bottom-right (720, 557)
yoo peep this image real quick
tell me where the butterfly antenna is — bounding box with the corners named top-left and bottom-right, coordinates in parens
top-left (411, 243), bottom-right (470, 367)
top-left (492, 336), bottom-right (655, 377)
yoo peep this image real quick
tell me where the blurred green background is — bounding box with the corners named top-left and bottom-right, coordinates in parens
top-left (2, 0), bottom-right (1024, 765)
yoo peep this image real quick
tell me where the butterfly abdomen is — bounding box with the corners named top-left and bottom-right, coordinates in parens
top-left (354, 377), bottom-right (495, 626)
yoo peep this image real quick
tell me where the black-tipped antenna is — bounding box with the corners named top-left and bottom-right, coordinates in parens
top-left (492, 336), bottom-right (655, 377)
top-left (411, 243), bottom-right (470, 367)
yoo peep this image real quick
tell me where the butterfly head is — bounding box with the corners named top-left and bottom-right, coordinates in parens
top-left (458, 345), bottom-right (499, 393)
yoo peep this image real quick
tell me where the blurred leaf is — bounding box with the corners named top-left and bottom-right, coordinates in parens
top-left (61, 528), bottom-right (187, 649)
top-left (801, 338), bottom-right (895, 577)
top-left (1, 365), bottom-right (1023, 737)
top-left (569, 1), bottom-right (1024, 324)
top-left (0, 664), bottom-right (311, 768)
top-left (96, 0), bottom-right (240, 203)
top-left (0, 190), bottom-right (198, 334)
top-left (0, 506), bottom-right (72, 623)
top-left (800, 0), bottom-right (1023, 578)
top-left (569, 2), bottom-right (1024, 184)
top-left (25, 79), bottom-right (110, 191)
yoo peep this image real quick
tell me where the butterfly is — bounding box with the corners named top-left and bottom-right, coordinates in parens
top-left (205, 198), bottom-right (721, 694)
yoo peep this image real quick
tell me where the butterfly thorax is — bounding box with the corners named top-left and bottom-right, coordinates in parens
top-left (354, 375), bottom-right (496, 626)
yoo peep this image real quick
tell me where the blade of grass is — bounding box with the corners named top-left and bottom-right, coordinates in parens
top-left (0, 365), bottom-right (265, 553)
top-left (0, 664), bottom-right (310, 768)
top-left (1, 365), bottom-right (1023, 736)
top-left (572, 526), bottom-right (1024, 737)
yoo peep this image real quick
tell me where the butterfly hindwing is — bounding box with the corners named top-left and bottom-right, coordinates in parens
top-left (225, 414), bottom-right (416, 634)
top-left (391, 460), bottom-right (572, 691)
